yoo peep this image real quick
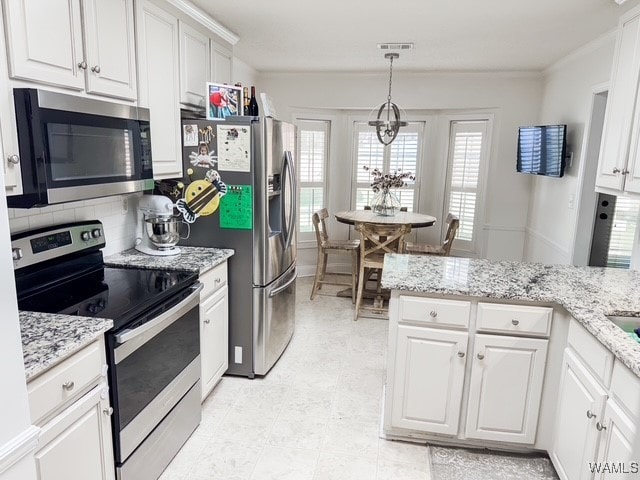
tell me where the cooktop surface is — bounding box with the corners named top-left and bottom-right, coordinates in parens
top-left (18, 266), bottom-right (198, 331)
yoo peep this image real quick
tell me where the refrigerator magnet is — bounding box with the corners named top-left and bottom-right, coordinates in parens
top-left (183, 124), bottom-right (198, 147)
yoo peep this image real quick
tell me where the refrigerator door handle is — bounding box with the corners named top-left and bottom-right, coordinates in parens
top-left (283, 150), bottom-right (296, 250)
top-left (269, 269), bottom-right (297, 297)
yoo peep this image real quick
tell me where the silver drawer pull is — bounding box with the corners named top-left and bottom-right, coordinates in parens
top-left (477, 353), bottom-right (485, 360)
top-left (596, 421), bottom-right (607, 431)
top-left (586, 410), bottom-right (596, 419)
top-left (62, 381), bottom-right (75, 391)
top-left (429, 310), bottom-right (438, 318)
top-left (511, 319), bottom-right (519, 326)
top-left (103, 407), bottom-right (114, 416)
top-left (457, 351), bottom-right (465, 358)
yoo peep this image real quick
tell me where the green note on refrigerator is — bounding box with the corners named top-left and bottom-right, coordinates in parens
top-left (220, 185), bottom-right (253, 229)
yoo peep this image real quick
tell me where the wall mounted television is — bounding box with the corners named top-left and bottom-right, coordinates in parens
top-left (517, 124), bottom-right (567, 178)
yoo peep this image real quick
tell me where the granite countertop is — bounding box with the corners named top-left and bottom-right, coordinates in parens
top-left (21, 311), bottom-right (113, 381)
top-left (104, 246), bottom-right (234, 274)
top-left (382, 254), bottom-right (640, 378)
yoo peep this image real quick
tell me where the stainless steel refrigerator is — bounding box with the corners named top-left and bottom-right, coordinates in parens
top-left (180, 116), bottom-right (297, 377)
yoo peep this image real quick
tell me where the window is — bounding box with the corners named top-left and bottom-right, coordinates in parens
top-left (352, 121), bottom-right (423, 211)
top-left (443, 120), bottom-right (489, 254)
top-left (296, 119), bottom-right (330, 239)
top-left (606, 196), bottom-right (640, 268)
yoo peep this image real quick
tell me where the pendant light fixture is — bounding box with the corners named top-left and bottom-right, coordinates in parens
top-left (368, 52), bottom-right (407, 145)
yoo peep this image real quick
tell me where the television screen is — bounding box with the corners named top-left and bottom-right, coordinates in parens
top-left (517, 125), bottom-right (567, 177)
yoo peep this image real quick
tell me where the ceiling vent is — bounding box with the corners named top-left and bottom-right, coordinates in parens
top-left (377, 43), bottom-right (414, 51)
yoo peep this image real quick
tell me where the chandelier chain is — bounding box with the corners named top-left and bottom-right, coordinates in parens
top-left (387, 55), bottom-right (394, 103)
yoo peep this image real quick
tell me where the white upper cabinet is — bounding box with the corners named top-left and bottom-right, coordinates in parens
top-left (179, 21), bottom-right (210, 108)
top-left (3, 0), bottom-right (137, 100)
top-left (596, 7), bottom-right (640, 194)
top-left (211, 45), bottom-right (231, 85)
top-left (136, 0), bottom-right (182, 179)
top-left (82, 0), bottom-right (137, 99)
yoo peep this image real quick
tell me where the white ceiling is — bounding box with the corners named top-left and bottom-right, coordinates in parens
top-left (191, 0), bottom-right (640, 73)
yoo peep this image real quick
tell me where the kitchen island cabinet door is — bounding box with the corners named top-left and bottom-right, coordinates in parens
top-left (550, 349), bottom-right (607, 480)
top-left (390, 325), bottom-right (468, 435)
top-left (594, 400), bottom-right (637, 479)
top-left (201, 285), bottom-right (228, 401)
top-left (465, 334), bottom-right (548, 444)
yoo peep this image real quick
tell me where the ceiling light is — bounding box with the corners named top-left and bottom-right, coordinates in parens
top-left (368, 52), bottom-right (407, 146)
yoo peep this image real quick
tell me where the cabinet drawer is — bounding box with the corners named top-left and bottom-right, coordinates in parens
top-left (610, 360), bottom-right (640, 421)
top-left (399, 296), bottom-right (470, 328)
top-left (200, 261), bottom-right (227, 299)
top-left (567, 319), bottom-right (614, 387)
top-left (28, 340), bottom-right (104, 424)
top-left (477, 303), bottom-right (552, 337)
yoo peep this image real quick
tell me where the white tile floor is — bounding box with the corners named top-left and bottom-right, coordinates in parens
top-left (159, 277), bottom-right (431, 480)
top-left (158, 277), bottom-right (557, 480)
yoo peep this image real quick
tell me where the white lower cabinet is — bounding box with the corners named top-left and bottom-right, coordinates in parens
top-left (199, 262), bottom-right (229, 401)
top-left (391, 325), bottom-right (468, 435)
top-left (594, 400), bottom-right (637, 479)
top-left (465, 334), bottom-right (548, 444)
top-left (34, 384), bottom-right (114, 480)
top-left (551, 349), bottom-right (607, 480)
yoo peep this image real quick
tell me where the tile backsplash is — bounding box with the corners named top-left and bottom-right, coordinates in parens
top-left (8, 193), bottom-right (141, 256)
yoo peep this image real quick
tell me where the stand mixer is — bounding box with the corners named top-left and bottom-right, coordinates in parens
top-left (135, 195), bottom-right (187, 256)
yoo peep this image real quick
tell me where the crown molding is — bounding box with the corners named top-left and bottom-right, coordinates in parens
top-left (544, 29), bottom-right (617, 76)
top-left (164, 0), bottom-right (239, 45)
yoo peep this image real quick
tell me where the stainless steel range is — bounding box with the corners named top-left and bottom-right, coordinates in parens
top-left (12, 220), bottom-right (202, 480)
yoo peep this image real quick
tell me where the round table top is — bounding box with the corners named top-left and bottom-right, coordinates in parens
top-left (334, 210), bottom-right (437, 228)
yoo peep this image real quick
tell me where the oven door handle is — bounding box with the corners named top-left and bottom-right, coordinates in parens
top-left (114, 282), bottom-right (203, 345)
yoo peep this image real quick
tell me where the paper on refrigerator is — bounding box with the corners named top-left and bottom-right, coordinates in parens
top-left (216, 125), bottom-right (251, 172)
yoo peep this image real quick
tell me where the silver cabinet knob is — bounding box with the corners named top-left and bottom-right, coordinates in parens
top-left (62, 381), bottom-right (75, 391)
top-left (511, 319), bottom-right (520, 326)
top-left (477, 353), bottom-right (485, 360)
top-left (214, 278), bottom-right (221, 284)
top-left (103, 407), bottom-right (114, 416)
top-left (204, 318), bottom-right (211, 324)
top-left (78, 60), bottom-right (87, 69)
top-left (457, 351), bottom-right (465, 358)
top-left (612, 167), bottom-right (621, 174)
top-left (586, 410), bottom-right (596, 419)
top-left (12, 248), bottom-right (23, 261)
top-left (622, 169), bottom-right (630, 175)
top-left (91, 65), bottom-right (101, 73)
top-left (429, 310), bottom-right (438, 318)
top-left (7, 154), bottom-right (19, 165)
top-left (596, 421), bottom-right (607, 431)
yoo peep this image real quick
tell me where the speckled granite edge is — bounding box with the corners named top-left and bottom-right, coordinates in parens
top-left (104, 246), bottom-right (234, 274)
top-left (382, 254), bottom-right (640, 378)
top-left (20, 311), bottom-right (113, 381)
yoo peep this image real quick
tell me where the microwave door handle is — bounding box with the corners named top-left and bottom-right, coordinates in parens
top-left (114, 282), bottom-right (203, 344)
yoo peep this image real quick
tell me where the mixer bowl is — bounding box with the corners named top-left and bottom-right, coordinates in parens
top-left (144, 216), bottom-right (181, 250)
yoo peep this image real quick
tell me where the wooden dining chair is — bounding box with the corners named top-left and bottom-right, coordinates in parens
top-left (404, 213), bottom-right (459, 256)
top-left (354, 222), bottom-right (411, 319)
top-left (310, 208), bottom-right (360, 302)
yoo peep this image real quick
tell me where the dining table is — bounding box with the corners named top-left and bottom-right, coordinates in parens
top-left (333, 210), bottom-right (438, 312)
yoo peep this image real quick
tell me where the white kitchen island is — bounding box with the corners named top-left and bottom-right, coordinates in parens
top-left (381, 254), bottom-right (640, 480)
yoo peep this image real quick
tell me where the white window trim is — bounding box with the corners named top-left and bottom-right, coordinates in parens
top-left (441, 113), bottom-right (494, 258)
top-left (293, 113), bottom-right (334, 247)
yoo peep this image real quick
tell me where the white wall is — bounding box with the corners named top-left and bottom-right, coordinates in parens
top-left (524, 33), bottom-right (616, 264)
top-left (258, 70), bottom-right (543, 272)
top-left (8, 194), bottom-right (139, 256)
top-left (233, 56), bottom-right (259, 91)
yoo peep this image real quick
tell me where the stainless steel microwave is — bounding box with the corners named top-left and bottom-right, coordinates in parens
top-left (8, 88), bottom-right (154, 208)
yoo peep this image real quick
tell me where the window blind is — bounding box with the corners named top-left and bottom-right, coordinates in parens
top-left (297, 120), bottom-right (329, 235)
top-left (606, 196), bottom-right (640, 269)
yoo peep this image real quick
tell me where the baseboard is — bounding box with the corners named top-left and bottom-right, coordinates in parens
top-left (0, 426), bottom-right (40, 475)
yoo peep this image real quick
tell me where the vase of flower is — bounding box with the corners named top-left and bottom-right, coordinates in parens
top-left (370, 188), bottom-right (401, 216)
top-left (364, 166), bottom-right (415, 216)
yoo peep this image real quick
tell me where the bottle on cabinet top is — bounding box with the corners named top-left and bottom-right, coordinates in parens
top-left (243, 87), bottom-right (249, 116)
top-left (248, 86), bottom-right (259, 116)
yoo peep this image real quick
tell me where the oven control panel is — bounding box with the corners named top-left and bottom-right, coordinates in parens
top-left (11, 220), bottom-right (106, 271)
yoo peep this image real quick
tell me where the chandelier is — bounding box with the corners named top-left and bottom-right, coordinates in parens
top-left (368, 52), bottom-right (407, 145)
